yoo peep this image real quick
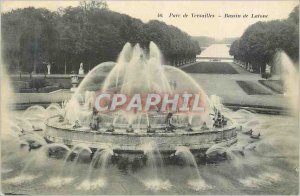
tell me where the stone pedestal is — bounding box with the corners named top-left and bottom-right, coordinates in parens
top-left (70, 74), bottom-right (79, 92)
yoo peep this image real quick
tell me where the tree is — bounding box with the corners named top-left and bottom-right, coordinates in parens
top-left (230, 6), bottom-right (299, 73)
top-left (1, 2), bottom-right (200, 73)
top-left (288, 6), bottom-right (299, 25)
top-left (2, 7), bottom-right (59, 73)
top-left (79, 0), bottom-right (108, 11)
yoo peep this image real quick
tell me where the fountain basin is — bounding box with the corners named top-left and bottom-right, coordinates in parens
top-left (44, 115), bottom-right (237, 154)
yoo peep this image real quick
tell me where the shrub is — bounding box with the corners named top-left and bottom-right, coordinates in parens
top-left (261, 72), bottom-right (272, 79)
top-left (29, 78), bottom-right (48, 92)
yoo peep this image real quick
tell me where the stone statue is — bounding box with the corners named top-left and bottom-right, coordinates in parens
top-left (90, 107), bottom-right (100, 130)
top-left (73, 120), bottom-right (81, 129)
top-left (79, 62), bottom-right (84, 75)
top-left (106, 124), bottom-right (115, 133)
top-left (165, 113), bottom-right (176, 132)
top-left (147, 125), bottom-right (155, 133)
top-left (47, 64), bottom-right (51, 75)
top-left (201, 122), bottom-right (209, 131)
top-left (186, 123), bottom-right (193, 132)
top-left (126, 124), bottom-right (134, 133)
top-left (265, 64), bottom-right (271, 74)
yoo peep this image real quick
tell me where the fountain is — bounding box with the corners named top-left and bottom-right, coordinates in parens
top-left (75, 145), bottom-right (114, 190)
top-left (140, 141), bottom-right (171, 191)
top-left (175, 146), bottom-right (211, 191)
top-left (46, 144), bottom-right (93, 187)
top-left (44, 42), bottom-right (238, 162)
top-left (1, 43), bottom-right (298, 194)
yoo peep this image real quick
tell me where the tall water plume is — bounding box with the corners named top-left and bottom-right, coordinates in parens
top-left (140, 141), bottom-right (171, 191)
top-left (77, 145), bottom-right (113, 190)
top-left (63, 41), bottom-right (211, 127)
top-left (102, 42), bottom-right (172, 95)
top-left (175, 146), bottom-right (211, 191)
top-left (274, 51), bottom-right (299, 115)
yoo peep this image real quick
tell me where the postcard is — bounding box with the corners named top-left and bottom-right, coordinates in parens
top-left (1, 0), bottom-right (299, 195)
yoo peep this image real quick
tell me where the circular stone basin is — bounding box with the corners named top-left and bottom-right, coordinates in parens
top-left (46, 43), bottom-right (238, 156)
top-left (44, 115), bottom-right (238, 154)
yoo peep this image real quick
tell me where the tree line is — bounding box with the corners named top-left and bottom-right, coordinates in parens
top-left (229, 6), bottom-right (299, 73)
top-left (1, 1), bottom-right (201, 74)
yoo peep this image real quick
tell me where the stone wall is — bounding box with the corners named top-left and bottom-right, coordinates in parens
top-left (44, 123), bottom-right (237, 152)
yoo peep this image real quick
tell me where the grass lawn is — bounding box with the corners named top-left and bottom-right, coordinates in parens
top-left (182, 62), bottom-right (238, 74)
top-left (258, 80), bottom-right (284, 94)
top-left (236, 81), bottom-right (273, 95)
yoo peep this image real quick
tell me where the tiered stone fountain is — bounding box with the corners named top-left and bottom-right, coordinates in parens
top-left (44, 42), bottom-right (238, 163)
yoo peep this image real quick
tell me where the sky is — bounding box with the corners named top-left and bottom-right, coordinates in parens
top-left (199, 44), bottom-right (232, 58)
top-left (1, 0), bottom-right (299, 39)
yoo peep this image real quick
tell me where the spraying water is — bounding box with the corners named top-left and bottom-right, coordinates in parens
top-left (77, 146), bottom-right (114, 190)
top-left (1, 43), bottom-right (299, 194)
top-left (63, 42), bottom-right (211, 129)
top-left (140, 141), bottom-right (172, 191)
top-left (175, 146), bottom-right (211, 191)
top-left (274, 51), bottom-right (299, 115)
top-left (45, 144), bottom-right (91, 187)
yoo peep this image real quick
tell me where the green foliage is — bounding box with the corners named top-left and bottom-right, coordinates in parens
top-left (261, 72), bottom-right (272, 80)
top-left (288, 6), bottom-right (299, 25)
top-left (230, 5), bottom-right (299, 73)
top-left (140, 20), bottom-right (201, 64)
top-left (2, 7), bottom-right (60, 73)
top-left (2, 2), bottom-right (200, 73)
top-left (29, 78), bottom-right (48, 91)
